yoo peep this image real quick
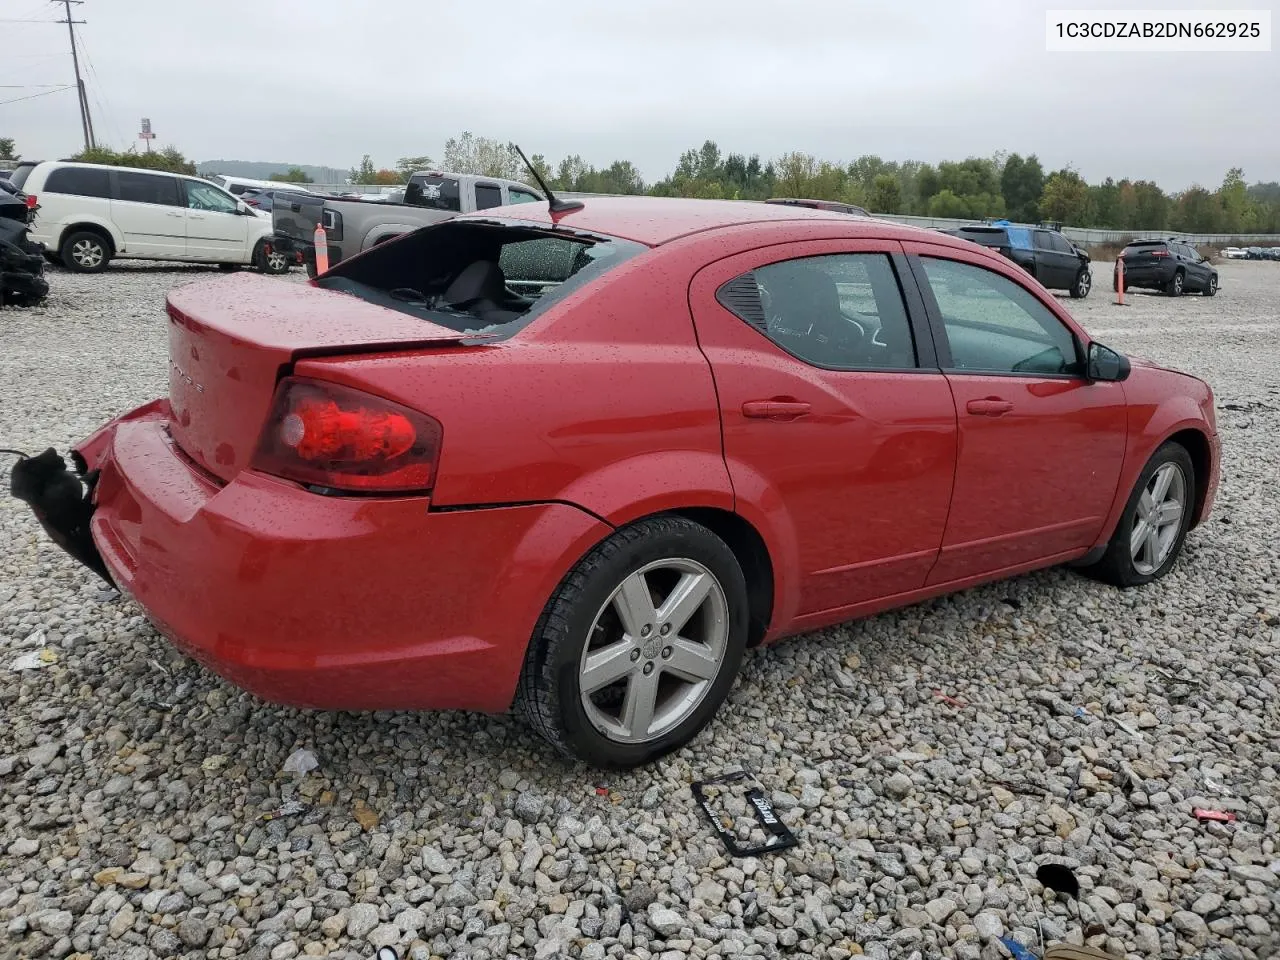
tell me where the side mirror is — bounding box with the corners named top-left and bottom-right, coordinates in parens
top-left (1086, 341), bottom-right (1130, 382)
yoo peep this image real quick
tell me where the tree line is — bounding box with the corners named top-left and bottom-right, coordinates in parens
top-left (352, 132), bottom-right (1279, 235)
top-left (7, 134), bottom-right (1276, 234)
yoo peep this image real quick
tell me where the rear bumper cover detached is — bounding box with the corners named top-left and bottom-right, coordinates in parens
top-left (16, 400), bottom-right (611, 713)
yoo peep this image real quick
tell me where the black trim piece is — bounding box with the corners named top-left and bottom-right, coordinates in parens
top-left (428, 497), bottom-right (613, 527)
top-left (891, 250), bottom-right (939, 369)
top-left (906, 253), bottom-right (955, 369)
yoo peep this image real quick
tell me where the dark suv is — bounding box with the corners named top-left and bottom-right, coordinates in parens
top-left (1115, 239), bottom-right (1217, 297)
top-left (942, 223), bottom-right (1092, 298)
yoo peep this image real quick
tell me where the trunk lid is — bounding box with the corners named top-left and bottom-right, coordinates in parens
top-left (1121, 242), bottom-right (1167, 267)
top-left (165, 273), bottom-right (477, 483)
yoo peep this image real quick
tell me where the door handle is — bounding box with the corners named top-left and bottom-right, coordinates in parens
top-left (742, 399), bottom-right (811, 420)
top-left (166, 211), bottom-right (184, 218)
top-left (966, 398), bottom-right (1013, 416)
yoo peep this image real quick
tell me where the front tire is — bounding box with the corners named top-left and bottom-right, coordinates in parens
top-left (59, 231), bottom-right (110, 273)
top-left (1081, 442), bottom-right (1195, 588)
top-left (515, 516), bottom-right (749, 768)
top-left (1070, 269), bottom-right (1092, 299)
top-left (1203, 274), bottom-right (1218, 297)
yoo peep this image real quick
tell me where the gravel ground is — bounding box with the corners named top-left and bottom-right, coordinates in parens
top-left (1, 259), bottom-right (1278, 960)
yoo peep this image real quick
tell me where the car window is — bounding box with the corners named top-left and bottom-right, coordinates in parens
top-left (474, 183), bottom-right (503, 210)
top-left (43, 166), bottom-right (111, 199)
top-left (716, 253), bottom-right (918, 370)
top-left (9, 164), bottom-right (37, 190)
top-left (1049, 232), bottom-right (1073, 254)
top-left (1033, 230), bottom-right (1054, 250)
top-left (920, 257), bottom-right (1081, 376)
top-left (508, 188), bottom-right (541, 204)
top-left (116, 171), bottom-right (182, 206)
top-left (404, 175), bottom-right (461, 212)
top-left (184, 180), bottom-right (238, 213)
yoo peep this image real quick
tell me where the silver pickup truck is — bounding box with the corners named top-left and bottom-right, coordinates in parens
top-left (273, 170), bottom-right (543, 276)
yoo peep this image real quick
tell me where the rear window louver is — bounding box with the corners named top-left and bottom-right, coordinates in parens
top-left (716, 273), bottom-right (767, 331)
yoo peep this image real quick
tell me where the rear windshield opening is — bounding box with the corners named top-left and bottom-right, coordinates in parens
top-left (1125, 241), bottom-right (1167, 251)
top-left (316, 220), bottom-right (645, 337)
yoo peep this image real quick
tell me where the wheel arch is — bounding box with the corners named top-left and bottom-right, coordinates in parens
top-left (1166, 427), bottom-right (1212, 529)
top-left (58, 220), bottom-right (119, 255)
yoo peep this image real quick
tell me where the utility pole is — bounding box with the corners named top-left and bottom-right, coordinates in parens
top-left (54, 0), bottom-right (95, 152)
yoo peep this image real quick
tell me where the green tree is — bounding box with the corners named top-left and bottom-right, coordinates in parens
top-left (1217, 167), bottom-right (1254, 233)
top-left (269, 166), bottom-right (313, 184)
top-left (914, 164), bottom-right (941, 212)
top-left (774, 151), bottom-right (818, 197)
top-left (350, 155), bottom-right (377, 185)
top-left (395, 155), bottom-right (434, 182)
top-left (927, 189), bottom-right (970, 218)
top-left (70, 145), bottom-right (195, 175)
top-left (443, 132), bottom-right (518, 179)
top-left (1088, 177), bottom-right (1121, 228)
top-left (1039, 170), bottom-right (1089, 224)
top-left (1171, 186), bottom-right (1220, 233)
top-left (868, 174), bottom-right (902, 214)
top-left (0, 138), bottom-right (18, 161)
top-left (1000, 153), bottom-right (1044, 223)
top-left (1131, 180), bottom-right (1169, 229)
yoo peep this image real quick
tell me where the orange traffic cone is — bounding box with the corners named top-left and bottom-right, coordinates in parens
top-left (313, 222), bottom-right (329, 275)
top-left (1115, 255), bottom-right (1125, 305)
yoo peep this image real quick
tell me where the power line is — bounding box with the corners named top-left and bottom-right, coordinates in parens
top-left (52, 0), bottom-right (94, 151)
top-left (0, 17), bottom-right (61, 21)
top-left (0, 85), bottom-right (75, 106)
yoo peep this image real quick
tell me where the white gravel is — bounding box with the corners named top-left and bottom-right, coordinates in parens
top-left (1, 259), bottom-right (1278, 960)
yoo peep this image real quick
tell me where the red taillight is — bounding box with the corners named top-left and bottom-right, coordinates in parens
top-left (1149, 250), bottom-right (1169, 257)
top-left (252, 377), bottom-right (442, 494)
top-left (24, 195), bottom-right (37, 209)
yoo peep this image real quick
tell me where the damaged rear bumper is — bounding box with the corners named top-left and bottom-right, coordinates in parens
top-left (11, 400), bottom-right (611, 713)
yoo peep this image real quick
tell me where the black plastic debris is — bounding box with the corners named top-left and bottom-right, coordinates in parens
top-left (692, 770), bottom-right (798, 857)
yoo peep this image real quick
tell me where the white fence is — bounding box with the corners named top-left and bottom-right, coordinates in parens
top-left (297, 184), bottom-right (1280, 247)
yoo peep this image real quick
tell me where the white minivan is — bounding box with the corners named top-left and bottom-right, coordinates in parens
top-left (23, 161), bottom-right (289, 274)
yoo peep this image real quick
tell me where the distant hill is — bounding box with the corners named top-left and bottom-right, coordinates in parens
top-left (197, 160), bottom-right (350, 183)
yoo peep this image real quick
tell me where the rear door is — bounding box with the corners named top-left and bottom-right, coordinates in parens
top-left (904, 242), bottom-right (1127, 582)
top-left (1031, 229), bottom-right (1069, 288)
top-left (1047, 231), bottom-right (1082, 287)
top-left (182, 179), bottom-right (252, 263)
top-left (690, 239), bottom-right (957, 622)
top-left (110, 171), bottom-right (186, 258)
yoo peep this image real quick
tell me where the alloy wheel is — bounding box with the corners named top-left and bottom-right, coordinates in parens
top-left (1130, 462), bottom-right (1187, 575)
top-left (267, 250), bottom-right (288, 272)
top-left (73, 240), bottom-right (103, 269)
top-left (578, 558), bottom-right (729, 744)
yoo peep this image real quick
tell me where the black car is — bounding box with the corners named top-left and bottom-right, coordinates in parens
top-left (1114, 239), bottom-right (1217, 297)
top-left (942, 223), bottom-right (1092, 298)
top-left (0, 183), bottom-right (48, 306)
top-left (240, 187), bottom-right (313, 213)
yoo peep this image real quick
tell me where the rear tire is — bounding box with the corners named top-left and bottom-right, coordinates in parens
top-left (42, 252), bottom-right (63, 267)
top-left (1166, 270), bottom-right (1185, 296)
top-left (515, 516), bottom-right (749, 768)
top-left (59, 230), bottom-right (111, 273)
top-left (1079, 442), bottom-right (1195, 588)
top-left (218, 263), bottom-right (242, 273)
top-left (253, 240), bottom-right (289, 275)
top-left (1069, 269), bottom-right (1092, 299)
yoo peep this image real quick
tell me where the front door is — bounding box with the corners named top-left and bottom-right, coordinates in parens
top-left (689, 240), bottom-right (957, 621)
top-left (904, 243), bottom-right (1128, 583)
top-left (182, 180), bottom-right (251, 262)
top-left (109, 170), bottom-right (186, 259)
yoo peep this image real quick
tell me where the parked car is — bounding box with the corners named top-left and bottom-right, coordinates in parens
top-left (240, 187), bottom-right (314, 213)
top-left (12, 198), bottom-right (1220, 767)
top-left (1267, 247), bottom-right (1280, 260)
top-left (942, 223), bottom-right (1092, 298)
top-left (207, 174), bottom-right (314, 197)
top-left (1245, 246), bottom-right (1265, 260)
top-left (21, 161), bottom-right (287, 274)
top-left (1222, 246), bottom-right (1248, 259)
top-left (1114, 238), bottom-right (1217, 296)
top-left (765, 198), bottom-right (870, 217)
top-left (272, 170), bottom-right (543, 276)
top-left (0, 182), bottom-right (48, 306)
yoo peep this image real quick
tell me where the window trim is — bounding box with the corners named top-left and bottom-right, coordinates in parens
top-left (712, 247), bottom-right (939, 375)
top-left (906, 251), bottom-right (1087, 380)
top-left (111, 168), bottom-right (183, 207)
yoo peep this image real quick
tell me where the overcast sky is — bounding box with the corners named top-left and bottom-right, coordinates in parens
top-left (3, 0), bottom-right (1276, 188)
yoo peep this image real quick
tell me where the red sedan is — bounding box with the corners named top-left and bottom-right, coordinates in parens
top-left (14, 198), bottom-right (1219, 767)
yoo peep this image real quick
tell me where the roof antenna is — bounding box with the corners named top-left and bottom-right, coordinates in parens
top-left (510, 143), bottom-right (583, 221)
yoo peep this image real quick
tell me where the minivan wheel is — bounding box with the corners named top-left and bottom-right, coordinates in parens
top-left (60, 231), bottom-right (110, 273)
top-left (1166, 270), bottom-right (1184, 296)
top-left (516, 516), bottom-right (749, 768)
top-left (1204, 274), bottom-right (1218, 297)
top-left (1079, 441), bottom-right (1195, 588)
top-left (1070, 268), bottom-right (1092, 299)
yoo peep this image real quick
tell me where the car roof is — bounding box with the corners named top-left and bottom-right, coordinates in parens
top-left (33, 160), bottom-right (199, 180)
top-left (479, 195), bottom-right (969, 247)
